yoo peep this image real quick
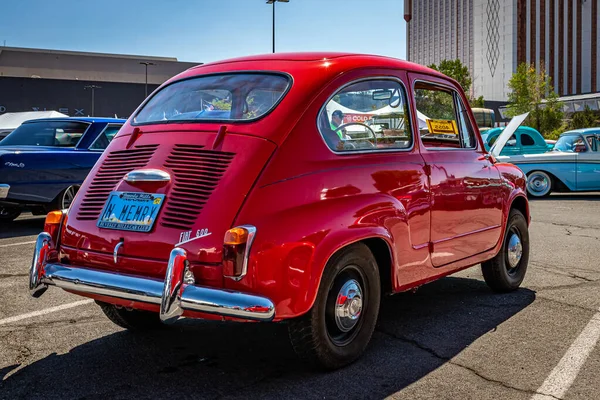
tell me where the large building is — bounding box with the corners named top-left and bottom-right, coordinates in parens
top-left (0, 46), bottom-right (200, 118)
top-left (404, 0), bottom-right (600, 105)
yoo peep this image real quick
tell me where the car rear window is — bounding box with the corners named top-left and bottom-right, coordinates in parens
top-left (0, 121), bottom-right (89, 147)
top-left (133, 73), bottom-right (291, 124)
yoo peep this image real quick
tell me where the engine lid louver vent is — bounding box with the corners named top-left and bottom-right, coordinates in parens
top-left (161, 144), bottom-right (235, 230)
top-left (76, 144), bottom-right (158, 221)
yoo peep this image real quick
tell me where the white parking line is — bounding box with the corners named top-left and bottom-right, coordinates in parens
top-left (0, 299), bottom-right (94, 326)
top-left (531, 308), bottom-right (600, 400)
top-left (0, 240), bottom-right (36, 248)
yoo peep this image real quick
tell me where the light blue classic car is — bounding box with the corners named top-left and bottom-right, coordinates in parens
top-left (494, 128), bottom-right (600, 197)
top-left (481, 126), bottom-right (553, 155)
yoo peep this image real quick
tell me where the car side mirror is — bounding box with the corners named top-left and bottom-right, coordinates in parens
top-left (506, 139), bottom-right (517, 146)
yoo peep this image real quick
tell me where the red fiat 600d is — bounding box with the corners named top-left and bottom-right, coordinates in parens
top-left (29, 53), bottom-right (530, 369)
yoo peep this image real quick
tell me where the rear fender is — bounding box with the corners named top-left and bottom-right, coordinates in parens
top-left (231, 185), bottom-right (405, 319)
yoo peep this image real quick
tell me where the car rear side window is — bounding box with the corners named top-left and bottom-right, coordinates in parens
top-left (0, 121), bottom-right (89, 147)
top-left (318, 79), bottom-right (413, 152)
top-left (521, 133), bottom-right (535, 146)
top-left (133, 73), bottom-right (290, 124)
top-left (414, 82), bottom-right (476, 149)
top-left (90, 125), bottom-right (122, 150)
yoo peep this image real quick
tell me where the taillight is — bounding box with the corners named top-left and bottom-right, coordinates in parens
top-left (222, 225), bottom-right (256, 280)
top-left (44, 210), bottom-right (67, 245)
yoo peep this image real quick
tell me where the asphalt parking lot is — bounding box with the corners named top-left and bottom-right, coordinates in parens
top-left (1, 194), bottom-right (599, 400)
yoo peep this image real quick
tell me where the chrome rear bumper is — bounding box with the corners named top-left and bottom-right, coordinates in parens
top-left (29, 233), bottom-right (275, 323)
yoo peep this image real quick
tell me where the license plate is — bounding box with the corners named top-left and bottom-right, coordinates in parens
top-left (97, 191), bottom-right (165, 232)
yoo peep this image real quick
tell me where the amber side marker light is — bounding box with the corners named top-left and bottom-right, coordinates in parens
top-left (223, 225), bottom-right (256, 280)
top-left (44, 210), bottom-right (67, 245)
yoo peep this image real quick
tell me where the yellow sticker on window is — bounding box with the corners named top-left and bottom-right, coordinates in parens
top-left (426, 119), bottom-right (458, 135)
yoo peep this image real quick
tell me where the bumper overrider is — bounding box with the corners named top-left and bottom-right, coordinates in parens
top-left (29, 233), bottom-right (275, 323)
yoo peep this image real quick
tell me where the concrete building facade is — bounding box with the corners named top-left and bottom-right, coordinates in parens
top-left (0, 46), bottom-right (200, 118)
top-left (405, 0), bottom-right (600, 103)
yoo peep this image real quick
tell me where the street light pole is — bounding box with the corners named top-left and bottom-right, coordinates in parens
top-left (266, 0), bottom-right (289, 53)
top-left (84, 85), bottom-right (101, 117)
top-left (139, 62), bottom-right (156, 98)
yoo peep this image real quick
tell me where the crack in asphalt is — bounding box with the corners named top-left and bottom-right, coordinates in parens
top-left (530, 262), bottom-right (599, 282)
top-left (536, 295), bottom-right (599, 313)
top-left (0, 315), bottom-right (100, 331)
top-left (375, 329), bottom-right (561, 399)
top-left (532, 281), bottom-right (600, 292)
top-left (547, 221), bottom-right (598, 231)
top-left (0, 273), bottom-right (28, 280)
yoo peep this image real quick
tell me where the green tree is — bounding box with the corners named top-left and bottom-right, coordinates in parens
top-left (429, 59), bottom-right (472, 94)
top-left (506, 63), bottom-right (564, 136)
top-left (570, 105), bottom-right (598, 129)
top-left (429, 59), bottom-right (485, 106)
top-left (470, 96), bottom-right (486, 108)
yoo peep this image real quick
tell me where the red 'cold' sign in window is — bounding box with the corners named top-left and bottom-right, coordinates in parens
top-left (343, 113), bottom-right (374, 124)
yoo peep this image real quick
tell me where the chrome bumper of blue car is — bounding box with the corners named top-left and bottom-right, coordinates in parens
top-left (29, 233), bottom-right (275, 323)
top-left (0, 184), bottom-right (9, 199)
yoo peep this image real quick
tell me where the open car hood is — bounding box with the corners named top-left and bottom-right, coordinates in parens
top-left (489, 112), bottom-right (530, 157)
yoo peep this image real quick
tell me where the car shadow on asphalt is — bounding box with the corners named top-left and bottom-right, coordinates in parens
top-left (0, 277), bottom-right (535, 399)
top-left (0, 216), bottom-right (45, 239)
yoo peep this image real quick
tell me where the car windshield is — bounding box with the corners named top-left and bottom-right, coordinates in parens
top-left (133, 73), bottom-right (290, 124)
top-left (554, 135), bottom-right (587, 152)
top-left (0, 121), bottom-right (89, 147)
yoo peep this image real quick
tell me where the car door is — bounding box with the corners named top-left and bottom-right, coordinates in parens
top-left (576, 134), bottom-right (600, 190)
top-left (409, 74), bottom-right (504, 267)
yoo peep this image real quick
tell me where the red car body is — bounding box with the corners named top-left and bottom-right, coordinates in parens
top-left (29, 53), bottom-right (530, 368)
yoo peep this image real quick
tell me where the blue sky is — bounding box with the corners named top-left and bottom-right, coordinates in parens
top-left (0, 0), bottom-right (407, 63)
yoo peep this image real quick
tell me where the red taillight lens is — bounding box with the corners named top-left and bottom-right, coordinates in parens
top-left (44, 210), bottom-right (66, 245)
top-left (223, 243), bottom-right (247, 277)
top-left (222, 226), bottom-right (256, 279)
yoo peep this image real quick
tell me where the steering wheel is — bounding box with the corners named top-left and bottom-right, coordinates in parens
top-left (334, 123), bottom-right (377, 148)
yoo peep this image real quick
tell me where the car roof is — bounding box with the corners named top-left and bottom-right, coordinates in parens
top-left (483, 126), bottom-right (540, 137)
top-left (135, 53), bottom-right (453, 145)
top-left (561, 128), bottom-right (600, 135)
top-left (173, 52), bottom-right (448, 86)
top-left (22, 117), bottom-right (126, 124)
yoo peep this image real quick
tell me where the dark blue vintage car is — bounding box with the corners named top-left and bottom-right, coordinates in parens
top-left (0, 117), bottom-right (125, 221)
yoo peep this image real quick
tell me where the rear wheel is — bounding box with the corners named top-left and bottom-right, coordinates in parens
top-left (0, 206), bottom-right (21, 222)
top-left (97, 301), bottom-right (164, 331)
top-left (526, 171), bottom-right (552, 197)
top-left (482, 209), bottom-right (529, 292)
top-left (288, 243), bottom-right (381, 370)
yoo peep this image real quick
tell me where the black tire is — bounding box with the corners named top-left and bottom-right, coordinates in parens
top-left (97, 301), bottom-right (164, 331)
top-left (526, 171), bottom-right (552, 197)
top-left (288, 243), bottom-right (381, 370)
top-left (0, 206), bottom-right (21, 222)
top-left (482, 209), bottom-right (529, 292)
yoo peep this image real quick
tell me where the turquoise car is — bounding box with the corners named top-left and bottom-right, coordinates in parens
top-left (481, 126), bottom-right (553, 155)
top-left (494, 128), bottom-right (600, 197)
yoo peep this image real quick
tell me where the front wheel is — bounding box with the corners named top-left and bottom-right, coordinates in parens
top-left (288, 243), bottom-right (381, 370)
top-left (527, 171), bottom-right (552, 197)
top-left (481, 209), bottom-right (529, 292)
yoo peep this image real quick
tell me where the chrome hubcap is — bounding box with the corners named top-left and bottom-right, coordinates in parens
top-left (334, 279), bottom-right (363, 332)
top-left (507, 233), bottom-right (523, 268)
top-left (62, 186), bottom-right (77, 209)
top-left (528, 174), bottom-right (549, 194)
